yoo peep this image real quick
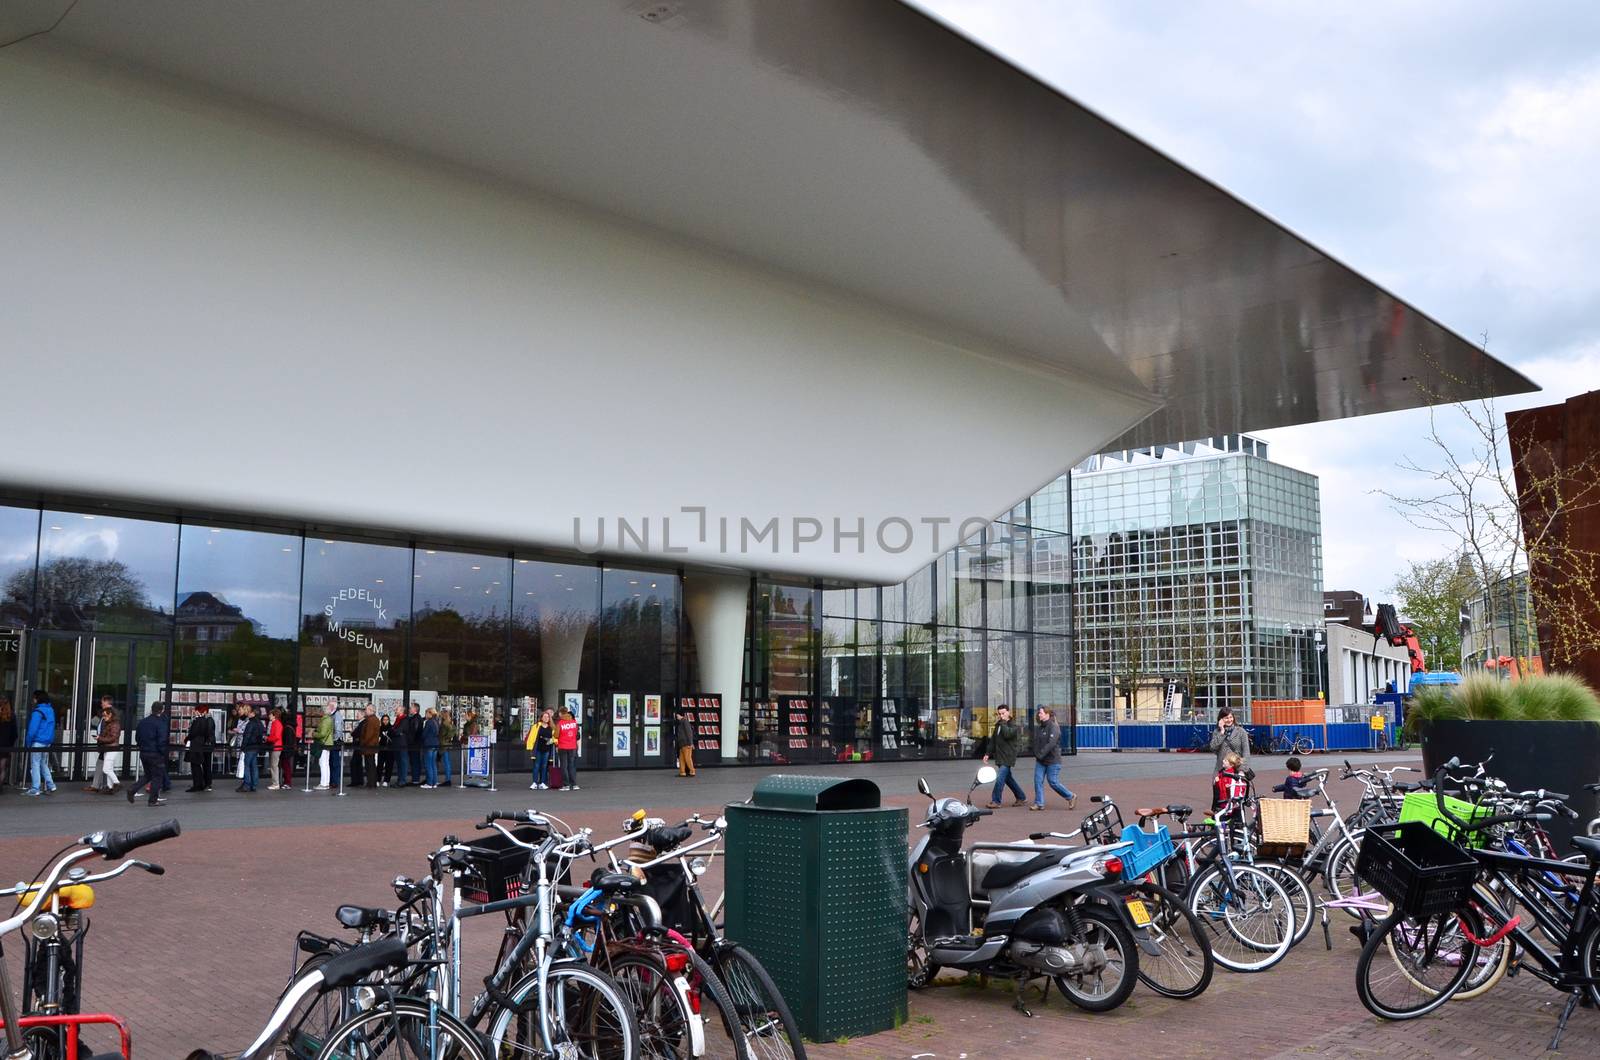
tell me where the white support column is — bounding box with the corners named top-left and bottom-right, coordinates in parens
top-left (683, 572), bottom-right (751, 760)
top-left (540, 614), bottom-right (588, 719)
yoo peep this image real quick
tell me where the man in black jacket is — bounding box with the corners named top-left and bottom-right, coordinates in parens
top-left (405, 704), bottom-right (425, 786)
top-left (185, 708), bottom-right (216, 792)
top-left (981, 704), bottom-right (1027, 807)
top-left (674, 708), bottom-right (697, 778)
top-left (127, 705), bottom-right (170, 806)
top-left (1028, 705), bottom-right (1076, 812)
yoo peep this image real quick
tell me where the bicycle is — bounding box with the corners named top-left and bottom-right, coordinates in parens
top-left (1132, 802), bottom-right (1297, 972)
top-left (1268, 732), bottom-right (1314, 756)
top-left (1352, 758), bottom-right (1600, 1049)
top-left (609, 812), bottom-right (807, 1058)
top-left (1, 820), bottom-right (180, 1060)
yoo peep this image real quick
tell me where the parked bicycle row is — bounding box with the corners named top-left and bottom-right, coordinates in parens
top-left (3, 797), bottom-right (805, 1059)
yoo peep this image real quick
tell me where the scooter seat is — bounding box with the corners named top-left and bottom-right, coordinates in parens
top-left (1571, 835), bottom-right (1600, 862)
top-left (981, 851), bottom-right (1061, 891)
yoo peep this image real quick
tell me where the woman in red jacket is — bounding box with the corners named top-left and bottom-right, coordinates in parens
top-left (265, 709), bottom-right (284, 791)
top-left (555, 708), bottom-right (580, 792)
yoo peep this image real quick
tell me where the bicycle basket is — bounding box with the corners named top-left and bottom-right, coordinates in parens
top-left (1398, 790), bottom-right (1493, 849)
top-left (1354, 822), bottom-right (1477, 918)
top-left (1080, 802), bottom-right (1125, 846)
top-left (1117, 823), bottom-right (1175, 880)
top-left (459, 825), bottom-right (548, 902)
top-left (1257, 798), bottom-right (1312, 857)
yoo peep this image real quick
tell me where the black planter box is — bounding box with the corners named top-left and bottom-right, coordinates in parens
top-left (1419, 719), bottom-right (1600, 855)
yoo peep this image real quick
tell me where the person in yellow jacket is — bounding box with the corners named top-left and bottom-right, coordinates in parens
top-left (525, 709), bottom-right (556, 790)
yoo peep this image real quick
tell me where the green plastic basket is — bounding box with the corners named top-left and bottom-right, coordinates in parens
top-left (1398, 790), bottom-right (1492, 848)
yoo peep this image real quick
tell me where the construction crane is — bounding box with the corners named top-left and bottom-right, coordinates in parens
top-left (1373, 602), bottom-right (1426, 673)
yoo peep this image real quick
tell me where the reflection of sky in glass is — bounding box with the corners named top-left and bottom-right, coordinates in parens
top-left (414, 549), bottom-right (510, 621)
top-left (41, 510), bottom-right (177, 612)
top-left (0, 506), bottom-right (40, 613)
top-left (301, 539), bottom-right (412, 630)
top-left (177, 525), bottom-right (302, 639)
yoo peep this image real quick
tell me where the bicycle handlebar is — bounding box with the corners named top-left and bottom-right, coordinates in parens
top-left (90, 818), bottom-right (181, 860)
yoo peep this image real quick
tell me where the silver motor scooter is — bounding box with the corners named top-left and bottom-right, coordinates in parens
top-left (906, 766), bottom-right (1143, 1014)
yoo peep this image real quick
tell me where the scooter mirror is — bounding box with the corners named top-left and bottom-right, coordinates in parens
top-left (975, 765), bottom-right (998, 786)
top-left (917, 777), bottom-right (932, 798)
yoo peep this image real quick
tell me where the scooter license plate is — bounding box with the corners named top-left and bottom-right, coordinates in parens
top-left (1125, 898), bottom-right (1152, 927)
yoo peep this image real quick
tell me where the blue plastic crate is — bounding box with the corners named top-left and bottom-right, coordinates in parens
top-left (1117, 823), bottom-right (1176, 880)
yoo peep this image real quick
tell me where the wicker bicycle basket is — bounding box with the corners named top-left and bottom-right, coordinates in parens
top-left (1256, 798), bottom-right (1311, 856)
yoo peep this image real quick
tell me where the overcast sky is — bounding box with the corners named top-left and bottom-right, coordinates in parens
top-left (919, 0), bottom-right (1600, 599)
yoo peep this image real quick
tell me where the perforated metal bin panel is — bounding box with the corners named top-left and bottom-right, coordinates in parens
top-left (725, 795), bottom-right (908, 1042)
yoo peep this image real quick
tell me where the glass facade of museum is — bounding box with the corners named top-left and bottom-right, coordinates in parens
top-left (0, 495), bottom-right (1074, 775)
top-left (1063, 444), bottom-right (1325, 722)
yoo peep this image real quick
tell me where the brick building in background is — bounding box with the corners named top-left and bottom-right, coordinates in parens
top-left (1507, 390), bottom-right (1600, 690)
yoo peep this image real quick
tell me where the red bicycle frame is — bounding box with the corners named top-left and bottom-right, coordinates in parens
top-left (0, 1014), bottom-right (131, 1058)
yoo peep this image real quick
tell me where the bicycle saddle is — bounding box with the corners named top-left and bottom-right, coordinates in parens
top-left (1571, 835), bottom-right (1600, 862)
top-left (643, 824), bottom-right (694, 852)
top-left (337, 904), bottom-right (395, 930)
top-left (588, 868), bottom-right (643, 895)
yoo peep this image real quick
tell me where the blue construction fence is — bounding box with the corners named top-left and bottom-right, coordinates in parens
top-left (1072, 721), bottom-right (1399, 753)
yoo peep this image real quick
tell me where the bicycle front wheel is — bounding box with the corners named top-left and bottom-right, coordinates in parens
top-left (488, 961), bottom-right (640, 1060)
top-left (1187, 863), bottom-right (1294, 972)
top-left (1130, 884), bottom-right (1214, 1000)
top-left (315, 998), bottom-right (487, 1060)
top-left (704, 941), bottom-right (805, 1059)
top-left (1355, 908), bottom-right (1475, 1020)
top-left (1256, 861), bottom-right (1316, 949)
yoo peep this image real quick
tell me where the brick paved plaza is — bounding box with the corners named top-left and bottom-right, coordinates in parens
top-left (3, 752), bottom-right (1594, 1058)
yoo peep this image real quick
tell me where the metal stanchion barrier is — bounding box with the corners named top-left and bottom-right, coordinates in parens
top-left (334, 743), bottom-right (347, 797)
top-left (302, 735), bottom-right (313, 793)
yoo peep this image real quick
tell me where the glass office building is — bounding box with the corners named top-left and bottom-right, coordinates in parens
top-left (1062, 437), bottom-right (1325, 723)
top-left (0, 495), bottom-right (1073, 777)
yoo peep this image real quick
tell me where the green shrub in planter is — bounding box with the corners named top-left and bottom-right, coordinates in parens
top-left (1405, 672), bottom-right (1600, 737)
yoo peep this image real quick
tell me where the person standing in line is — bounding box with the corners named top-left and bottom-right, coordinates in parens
top-left (185, 706), bottom-right (215, 792)
top-left (313, 710), bottom-right (335, 789)
top-left (674, 707), bottom-right (697, 778)
top-left (406, 704), bottom-right (425, 786)
top-left (420, 708), bottom-right (440, 789)
top-left (126, 704), bottom-right (169, 806)
top-left (377, 714), bottom-right (394, 787)
top-left (23, 690), bottom-right (58, 797)
top-left (526, 709), bottom-right (554, 790)
top-left (265, 708), bottom-right (285, 791)
top-left (356, 706), bottom-right (380, 788)
top-left (391, 707), bottom-right (411, 787)
top-left (1208, 707), bottom-right (1251, 774)
top-left (0, 696), bottom-right (18, 793)
top-left (437, 709), bottom-right (455, 788)
top-left (1028, 705), bottom-right (1076, 812)
top-left (555, 707), bottom-right (580, 792)
top-left (982, 704), bottom-right (1028, 808)
top-left (86, 698), bottom-right (121, 795)
top-left (238, 709), bottom-right (264, 793)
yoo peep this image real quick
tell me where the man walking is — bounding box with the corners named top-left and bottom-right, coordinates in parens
top-left (185, 707), bottom-right (215, 792)
top-left (127, 705), bottom-right (170, 806)
top-left (23, 690), bottom-right (58, 797)
top-left (1029, 705), bottom-right (1076, 812)
top-left (355, 706), bottom-right (379, 788)
top-left (982, 704), bottom-right (1027, 807)
top-left (674, 707), bottom-right (697, 778)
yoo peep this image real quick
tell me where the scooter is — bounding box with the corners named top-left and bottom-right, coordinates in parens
top-left (906, 766), bottom-right (1147, 1014)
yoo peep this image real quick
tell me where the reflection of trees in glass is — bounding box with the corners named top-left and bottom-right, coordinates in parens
top-left (412, 606), bottom-right (508, 695)
top-left (602, 597), bottom-right (671, 691)
top-left (16, 557), bottom-right (151, 624)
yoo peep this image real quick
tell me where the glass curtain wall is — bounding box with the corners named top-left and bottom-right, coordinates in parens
top-left (509, 559), bottom-right (599, 756)
top-left (411, 548), bottom-right (511, 743)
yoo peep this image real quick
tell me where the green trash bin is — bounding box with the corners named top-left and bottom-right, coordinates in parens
top-left (724, 775), bottom-right (908, 1042)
